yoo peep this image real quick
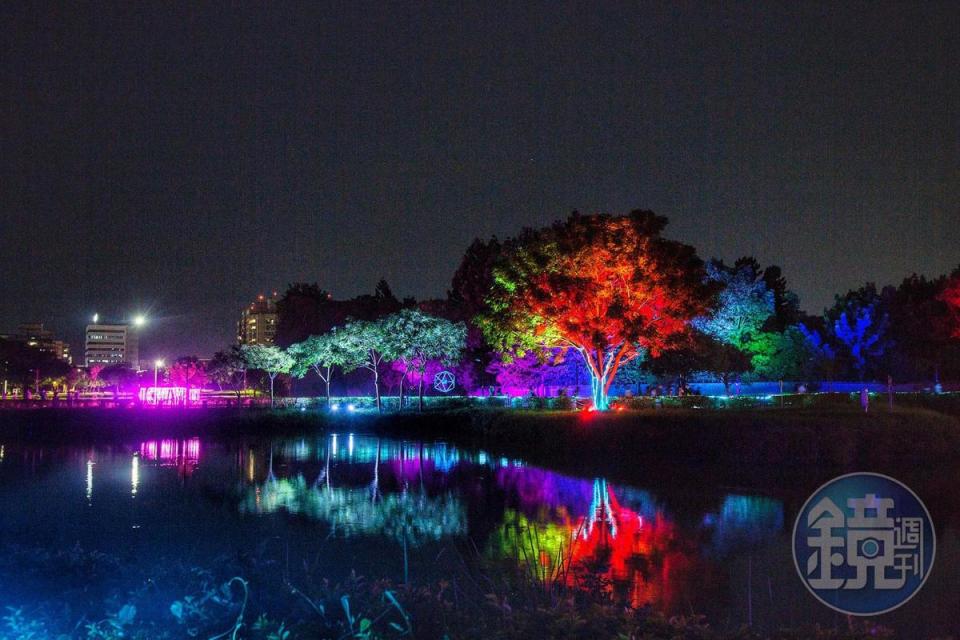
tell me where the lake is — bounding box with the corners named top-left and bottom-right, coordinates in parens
top-left (0, 428), bottom-right (956, 637)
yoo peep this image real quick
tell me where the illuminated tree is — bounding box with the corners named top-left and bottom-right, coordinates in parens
top-left (693, 259), bottom-right (774, 350)
top-left (486, 350), bottom-right (558, 396)
top-left (831, 299), bottom-right (888, 380)
top-left (796, 322), bottom-right (837, 380)
top-left (241, 344), bottom-right (294, 406)
top-left (611, 348), bottom-right (651, 395)
top-left (288, 330), bottom-right (353, 406)
top-left (338, 319), bottom-right (401, 413)
top-left (167, 356), bottom-right (208, 389)
top-left (479, 210), bottom-right (712, 410)
top-left (941, 273), bottom-right (960, 339)
top-left (382, 310), bottom-right (466, 411)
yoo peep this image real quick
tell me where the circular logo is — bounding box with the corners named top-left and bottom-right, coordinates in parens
top-left (433, 370), bottom-right (456, 393)
top-left (792, 472), bottom-right (935, 615)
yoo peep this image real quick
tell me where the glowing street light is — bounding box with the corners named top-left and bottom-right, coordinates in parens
top-left (132, 315), bottom-right (147, 327)
top-left (92, 313), bottom-right (99, 323)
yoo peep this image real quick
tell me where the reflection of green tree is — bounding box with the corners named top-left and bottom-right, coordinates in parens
top-left (240, 476), bottom-right (465, 545)
top-left (488, 509), bottom-right (574, 585)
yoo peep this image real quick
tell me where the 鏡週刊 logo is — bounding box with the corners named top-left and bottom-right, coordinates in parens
top-left (792, 472), bottom-right (935, 615)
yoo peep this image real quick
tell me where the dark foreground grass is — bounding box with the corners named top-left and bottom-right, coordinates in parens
top-left (0, 540), bottom-right (900, 640)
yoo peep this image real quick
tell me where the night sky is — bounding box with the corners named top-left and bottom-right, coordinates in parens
top-left (2, 2), bottom-right (958, 359)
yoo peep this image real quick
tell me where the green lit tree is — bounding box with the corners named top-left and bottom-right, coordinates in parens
top-left (383, 309), bottom-right (466, 411)
top-left (288, 329), bottom-right (353, 406)
top-left (337, 319), bottom-right (401, 413)
top-left (241, 344), bottom-right (294, 406)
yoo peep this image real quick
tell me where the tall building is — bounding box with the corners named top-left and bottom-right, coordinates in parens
top-left (85, 323), bottom-right (139, 368)
top-left (237, 293), bottom-right (279, 346)
top-left (0, 322), bottom-right (73, 364)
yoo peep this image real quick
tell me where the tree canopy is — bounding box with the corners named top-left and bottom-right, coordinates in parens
top-left (242, 344), bottom-right (294, 405)
top-left (478, 210), bottom-right (712, 409)
top-left (382, 309), bottom-right (467, 409)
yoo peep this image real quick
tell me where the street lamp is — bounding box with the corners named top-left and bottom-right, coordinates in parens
top-left (154, 359), bottom-right (164, 387)
top-left (133, 315), bottom-right (147, 328)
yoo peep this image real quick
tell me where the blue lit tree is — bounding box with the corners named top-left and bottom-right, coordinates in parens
top-left (831, 301), bottom-right (889, 380)
top-left (690, 259), bottom-right (774, 386)
top-left (693, 259), bottom-right (775, 350)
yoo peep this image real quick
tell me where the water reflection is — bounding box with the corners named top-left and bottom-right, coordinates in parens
top-left (131, 453), bottom-right (139, 497)
top-left (235, 434), bottom-right (786, 610)
top-left (0, 434), bottom-right (790, 616)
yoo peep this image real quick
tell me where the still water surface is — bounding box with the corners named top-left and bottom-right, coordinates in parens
top-left (0, 432), bottom-right (956, 636)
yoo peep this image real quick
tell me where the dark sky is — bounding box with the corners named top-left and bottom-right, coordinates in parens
top-left (2, 2), bottom-right (958, 360)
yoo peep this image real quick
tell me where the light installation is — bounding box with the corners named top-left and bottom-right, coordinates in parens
top-left (433, 370), bottom-right (456, 393)
top-left (138, 386), bottom-right (201, 406)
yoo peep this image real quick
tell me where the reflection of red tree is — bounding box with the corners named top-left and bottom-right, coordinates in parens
top-left (564, 480), bottom-right (699, 611)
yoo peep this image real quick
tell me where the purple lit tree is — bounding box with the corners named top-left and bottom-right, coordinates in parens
top-left (383, 309), bottom-right (466, 411)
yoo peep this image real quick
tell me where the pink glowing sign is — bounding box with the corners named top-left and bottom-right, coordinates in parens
top-left (138, 386), bottom-right (201, 406)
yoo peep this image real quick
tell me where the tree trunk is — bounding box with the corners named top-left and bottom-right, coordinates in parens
top-left (373, 369), bottom-right (381, 413)
top-left (398, 374), bottom-right (405, 411)
top-left (418, 375), bottom-right (424, 412)
top-left (325, 374), bottom-right (331, 408)
top-left (269, 374), bottom-right (275, 407)
top-left (590, 371), bottom-right (609, 410)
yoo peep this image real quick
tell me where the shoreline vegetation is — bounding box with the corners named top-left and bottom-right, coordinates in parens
top-left (1, 538), bottom-right (901, 640)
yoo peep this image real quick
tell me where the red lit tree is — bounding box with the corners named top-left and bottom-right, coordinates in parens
top-left (478, 211), bottom-right (713, 410)
top-left (941, 273), bottom-right (960, 339)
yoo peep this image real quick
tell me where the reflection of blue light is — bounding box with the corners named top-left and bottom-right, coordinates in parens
top-left (705, 494), bottom-right (785, 556)
top-left (347, 403), bottom-right (356, 412)
top-left (477, 451), bottom-right (488, 465)
top-left (331, 403), bottom-right (340, 412)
